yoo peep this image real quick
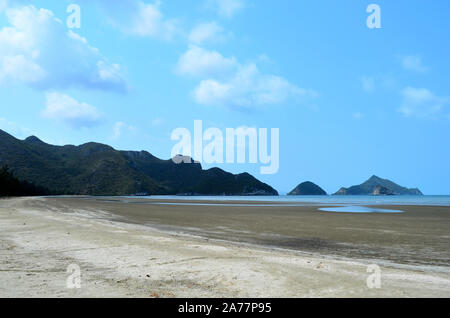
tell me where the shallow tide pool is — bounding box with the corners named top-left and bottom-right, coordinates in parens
top-left (318, 206), bottom-right (404, 213)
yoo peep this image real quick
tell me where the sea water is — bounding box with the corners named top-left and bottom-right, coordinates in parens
top-left (124, 195), bottom-right (450, 207)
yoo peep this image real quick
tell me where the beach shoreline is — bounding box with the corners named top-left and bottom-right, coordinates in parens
top-left (0, 197), bottom-right (449, 298)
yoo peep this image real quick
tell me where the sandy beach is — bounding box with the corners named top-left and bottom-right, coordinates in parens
top-left (0, 196), bottom-right (449, 298)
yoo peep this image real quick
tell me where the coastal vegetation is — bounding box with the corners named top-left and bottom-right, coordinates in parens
top-left (0, 129), bottom-right (277, 196)
top-left (0, 165), bottom-right (48, 197)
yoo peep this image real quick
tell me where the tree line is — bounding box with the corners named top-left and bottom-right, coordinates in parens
top-left (0, 165), bottom-right (49, 197)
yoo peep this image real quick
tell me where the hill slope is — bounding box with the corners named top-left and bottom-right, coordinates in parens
top-left (0, 165), bottom-right (49, 196)
top-left (288, 181), bottom-right (327, 195)
top-left (0, 129), bottom-right (278, 196)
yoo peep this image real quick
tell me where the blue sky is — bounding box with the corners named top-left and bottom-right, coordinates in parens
top-left (0, 0), bottom-right (449, 194)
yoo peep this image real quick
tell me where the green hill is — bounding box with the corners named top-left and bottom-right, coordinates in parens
top-left (0, 129), bottom-right (278, 196)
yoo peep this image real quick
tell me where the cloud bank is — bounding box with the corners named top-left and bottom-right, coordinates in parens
top-left (42, 92), bottom-right (102, 127)
top-left (96, 0), bottom-right (179, 40)
top-left (207, 0), bottom-right (247, 18)
top-left (0, 5), bottom-right (127, 92)
top-left (177, 46), bottom-right (316, 109)
top-left (399, 87), bottom-right (449, 118)
top-left (188, 22), bottom-right (228, 45)
top-left (401, 55), bottom-right (428, 73)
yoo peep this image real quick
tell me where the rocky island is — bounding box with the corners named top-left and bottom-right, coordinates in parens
top-left (288, 181), bottom-right (327, 195)
top-left (334, 175), bottom-right (423, 196)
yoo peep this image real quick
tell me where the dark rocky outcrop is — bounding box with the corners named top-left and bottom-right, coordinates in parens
top-left (334, 187), bottom-right (348, 195)
top-left (372, 185), bottom-right (394, 196)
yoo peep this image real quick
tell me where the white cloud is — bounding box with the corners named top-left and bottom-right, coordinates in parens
top-left (399, 87), bottom-right (449, 118)
top-left (188, 22), bottom-right (228, 45)
top-left (0, 0), bottom-right (8, 11)
top-left (361, 76), bottom-right (375, 93)
top-left (176, 45), bottom-right (237, 78)
top-left (0, 0), bottom-right (30, 11)
top-left (0, 5), bottom-right (127, 92)
top-left (177, 46), bottom-right (316, 109)
top-left (401, 55), bottom-right (428, 73)
top-left (208, 0), bottom-right (246, 18)
top-left (42, 92), bottom-right (102, 127)
top-left (0, 55), bottom-right (46, 83)
top-left (193, 62), bottom-right (317, 109)
top-left (177, 46), bottom-right (316, 108)
top-left (113, 122), bottom-right (125, 139)
top-left (113, 121), bottom-right (136, 139)
top-left (97, 0), bottom-right (179, 40)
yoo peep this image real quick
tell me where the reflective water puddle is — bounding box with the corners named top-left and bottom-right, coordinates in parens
top-left (318, 206), bottom-right (404, 213)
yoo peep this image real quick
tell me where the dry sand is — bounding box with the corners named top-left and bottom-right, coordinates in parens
top-left (0, 197), bottom-right (449, 298)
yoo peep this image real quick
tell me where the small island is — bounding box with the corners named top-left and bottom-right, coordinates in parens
top-left (288, 181), bottom-right (327, 196)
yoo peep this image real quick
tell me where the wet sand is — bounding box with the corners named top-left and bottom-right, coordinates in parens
top-left (0, 196), bottom-right (449, 297)
top-left (53, 197), bottom-right (450, 267)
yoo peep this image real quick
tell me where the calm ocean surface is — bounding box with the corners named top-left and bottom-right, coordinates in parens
top-left (124, 195), bottom-right (450, 206)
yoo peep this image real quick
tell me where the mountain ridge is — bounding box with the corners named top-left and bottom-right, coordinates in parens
top-left (0, 129), bottom-right (278, 196)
